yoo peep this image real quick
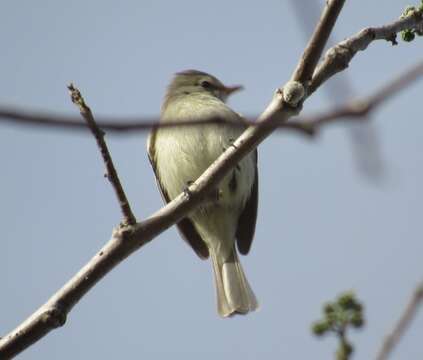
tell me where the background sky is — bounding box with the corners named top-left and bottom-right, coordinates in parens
top-left (1, 1), bottom-right (422, 359)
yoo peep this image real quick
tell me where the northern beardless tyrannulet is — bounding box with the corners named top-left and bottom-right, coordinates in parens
top-left (147, 70), bottom-right (258, 317)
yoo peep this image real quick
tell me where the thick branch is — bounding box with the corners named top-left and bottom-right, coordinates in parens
top-left (0, 228), bottom-right (138, 359)
top-left (376, 281), bottom-right (423, 360)
top-left (68, 84), bottom-right (136, 226)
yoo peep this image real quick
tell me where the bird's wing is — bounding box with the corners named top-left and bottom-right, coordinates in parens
top-left (236, 149), bottom-right (258, 255)
top-left (147, 130), bottom-right (210, 259)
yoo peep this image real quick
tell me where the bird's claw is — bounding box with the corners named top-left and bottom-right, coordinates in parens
top-left (222, 138), bottom-right (238, 152)
top-left (229, 138), bottom-right (238, 149)
top-left (183, 181), bottom-right (194, 198)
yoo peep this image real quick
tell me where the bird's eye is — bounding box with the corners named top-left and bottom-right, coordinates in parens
top-left (200, 80), bottom-right (212, 89)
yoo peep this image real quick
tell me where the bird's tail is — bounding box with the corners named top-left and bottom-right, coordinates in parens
top-left (210, 246), bottom-right (258, 317)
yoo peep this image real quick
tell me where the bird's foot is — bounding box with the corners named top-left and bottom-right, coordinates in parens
top-left (183, 181), bottom-right (194, 198)
top-left (222, 139), bottom-right (238, 153)
top-left (229, 138), bottom-right (238, 149)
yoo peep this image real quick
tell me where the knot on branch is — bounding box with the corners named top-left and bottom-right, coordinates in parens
top-left (283, 81), bottom-right (305, 107)
top-left (348, 100), bottom-right (371, 117)
top-left (362, 27), bottom-right (376, 41)
top-left (325, 44), bottom-right (354, 73)
top-left (114, 224), bottom-right (136, 241)
top-left (41, 306), bottom-right (67, 328)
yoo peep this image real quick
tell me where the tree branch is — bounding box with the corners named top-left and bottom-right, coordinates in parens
top-left (67, 84), bottom-right (137, 226)
top-left (291, 60), bottom-right (423, 134)
top-left (309, 7), bottom-right (423, 96)
top-left (375, 281), bottom-right (423, 360)
top-left (0, 106), bottom-right (307, 134)
top-left (290, 0), bottom-right (346, 84)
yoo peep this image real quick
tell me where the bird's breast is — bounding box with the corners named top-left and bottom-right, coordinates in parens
top-left (155, 97), bottom-right (255, 210)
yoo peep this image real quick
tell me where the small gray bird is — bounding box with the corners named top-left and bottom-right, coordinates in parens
top-left (147, 70), bottom-right (258, 317)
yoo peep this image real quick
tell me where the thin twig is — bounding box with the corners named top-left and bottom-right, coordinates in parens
top-left (309, 7), bottom-right (423, 96)
top-left (68, 83), bottom-right (136, 226)
top-left (0, 107), bottom-right (307, 134)
top-left (375, 281), bottom-right (423, 360)
top-left (291, 0), bottom-right (346, 84)
top-left (294, 61), bottom-right (423, 131)
top-left (290, 0), bottom-right (385, 180)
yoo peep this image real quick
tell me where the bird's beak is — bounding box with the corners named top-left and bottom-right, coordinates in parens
top-left (222, 84), bottom-right (244, 96)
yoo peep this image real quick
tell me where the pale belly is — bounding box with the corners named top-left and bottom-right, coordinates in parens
top-left (154, 123), bottom-right (255, 211)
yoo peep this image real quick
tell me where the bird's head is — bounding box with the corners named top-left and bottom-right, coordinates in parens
top-left (165, 70), bottom-right (243, 103)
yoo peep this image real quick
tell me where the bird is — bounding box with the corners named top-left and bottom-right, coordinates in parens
top-left (147, 70), bottom-right (258, 317)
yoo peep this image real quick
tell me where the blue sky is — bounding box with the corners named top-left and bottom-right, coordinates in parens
top-left (1, 1), bottom-right (422, 359)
